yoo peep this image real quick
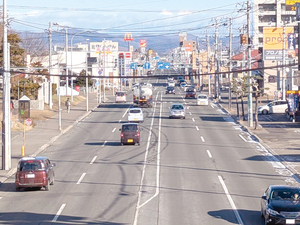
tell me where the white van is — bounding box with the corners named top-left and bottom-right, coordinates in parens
top-left (115, 91), bottom-right (127, 103)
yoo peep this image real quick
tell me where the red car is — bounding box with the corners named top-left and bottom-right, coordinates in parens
top-left (185, 88), bottom-right (196, 98)
top-left (15, 156), bottom-right (56, 191)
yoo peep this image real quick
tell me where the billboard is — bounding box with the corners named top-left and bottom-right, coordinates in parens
top-left (140, 39), bottom-right (147, 48)
top-left (263, 27), bottom-right (295, 60)
top-left (124, 33), bottom-right (133, 41)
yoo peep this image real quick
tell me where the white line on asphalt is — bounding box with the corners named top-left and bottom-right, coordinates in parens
top-left (192, 118), bottom-right (195, 122)
top-left (122, 108), bottom-right (129, 118)
top-left (52, 204), bottom-right (66, 222)
top-left (218, 176), bottom-right (244, 225)
top-left (133, 92), bottom-right (161, 225)
top-left (189, 112), bottom-right (192, 115)
top-left (102, 141), bottom-right (107, 147)
top-left (112, 128), bottom-right (116, 132)
top-left (238, 134), bottom-right (248, 142)
top-left (206, 150), bottom-right (212, 158)
top-left (77, 173), bottom-right (86, 184)
top-left (183, 99), bottom-right (186, 101)
top-left (201, 136), bottom-right (205, 142)
top-left (90, 156), bottom-right (97, 164)
top-left (211, 104), bottom-right (214, 108)
top-left (118, 119), bottom-right (122, 123)
top-left (196, 126), bottom-right (199, 130)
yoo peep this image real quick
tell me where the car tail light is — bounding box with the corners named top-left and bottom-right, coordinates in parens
top-left (137, 132), bottom-right (140, 137)
top-left (121, 133), bottom-right (124, 137)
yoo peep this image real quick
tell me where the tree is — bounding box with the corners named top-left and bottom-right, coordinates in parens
top-left (11, 78), bottom-right (40, 100)
top-left (75, 69), bottom-right (93, 87)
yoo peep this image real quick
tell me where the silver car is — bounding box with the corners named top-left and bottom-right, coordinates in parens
top-left (258, 100), bottom-right (287, 115)
top-left (169, 103), bottom-right (185, 119)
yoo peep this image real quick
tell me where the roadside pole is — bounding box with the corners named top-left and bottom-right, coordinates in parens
top-left (214, 18), bottom-right (219, 99)
top-left (228, 18), bottom-right (232, 110)
top-left (247, 0), bottom-right (253, 127)
top-left (206, 30), bottom-right (211, 96)
top-left (48, 22), bottom-right (53, 109)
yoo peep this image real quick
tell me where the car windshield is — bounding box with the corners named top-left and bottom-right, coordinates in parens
top-left (171, 105), bottom-right (183, 110)
top-left (116, 92), bottom-right (125, 96)
top-left (130, 109), bottom-right (141, 114)
top-left (198, 95), bottom-right (207, 99)
top-left (167, 87), bottom-right (174, 90)
top-left (271, 190), bottom-right (300, 200)
top-left (186, 88), bottom-right (194, 92)
top-left (19, 161), bottom-right (42, 171)
top-left (122, 125), bottom-right (138, 131)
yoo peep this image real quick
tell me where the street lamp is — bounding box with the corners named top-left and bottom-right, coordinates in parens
top-left (70, 30), bottom-right (92, 101)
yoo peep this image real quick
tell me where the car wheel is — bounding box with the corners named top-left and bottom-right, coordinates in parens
top-left (262, 109), bottom-right (268, 115)
top-left (45, 181), bottom-right (50, 191)
top-left (50, 177), bottom-right (54, 185)
top-left (16, 187), bottom-right (20, 192)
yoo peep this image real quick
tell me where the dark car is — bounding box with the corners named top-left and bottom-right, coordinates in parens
top-left (261, 185), bottom-right (300, 225)
top-left (185, 87), bottom-right (196, 98)
top-left (166, 86), bottom-right (175, 94)
top-left (15, 157), bottom-right (55, 191)
top-left (120, 123), bottom-right (141, 145)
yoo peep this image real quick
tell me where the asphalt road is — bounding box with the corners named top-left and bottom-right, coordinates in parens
top-left (0, 69), bottom-right (297, 224)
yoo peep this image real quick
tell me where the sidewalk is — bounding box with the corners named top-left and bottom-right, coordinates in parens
top-left (216, 90), bottom-right (300, 181)
top-left (0, 92), bottom-right (101, 183)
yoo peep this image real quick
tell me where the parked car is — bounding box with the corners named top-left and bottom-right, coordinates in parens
top-left (128, 107), bottom-right (143, 122)
top-left (166, 86), bottom-right (175, 94)
top-left (169, 103), bottom-right (185, 119)
top-left (185, 87), bottom-right (196, 98)
top-left (258, 100), bottom-right (287, 115)
top-left (261, 185), bottom-right (300, 225)
top-left (120, 123), bottom-right (141, 145)
top-left (147, 70), bottom-right (153, 75)
top-left (115, 91), bottom-right (127, 103)
top-left (197, 94), bottom-right (209, 106)
top-left (15, 156), bottom-right (56, 191)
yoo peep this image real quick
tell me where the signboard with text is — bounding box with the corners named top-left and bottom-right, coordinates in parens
top-left (140, 39), bottom-right (147, 48)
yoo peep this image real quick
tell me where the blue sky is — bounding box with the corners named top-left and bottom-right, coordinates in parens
top-left (8, 0), bottom-right (248, 38)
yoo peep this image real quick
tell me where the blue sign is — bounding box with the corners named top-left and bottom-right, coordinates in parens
top-left (154, 57), bottom-right (160, 60)
top-left (130, 63), bottom-right (137, 70)
top-left (144, 62), bottom-right (150, 69)
top-left (164, 62), bottom-right (171, 69)
top-left (95, 82), bottom-right (100, 86)
top-left (157, 62), bottom-right (164, 69)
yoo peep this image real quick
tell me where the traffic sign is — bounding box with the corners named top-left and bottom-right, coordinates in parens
top-left (25, 118), bottom-right (32, 126)
top-left (144, 62), bottom-right (150, 69)
top-left (157, 62), bottom-right (164, 69)
top-left (130, 63), bottom-right (137, 70)
top-left (95, 81), bottom-right (100, 86)
top-left (164, 62), bottom-right (171, 69)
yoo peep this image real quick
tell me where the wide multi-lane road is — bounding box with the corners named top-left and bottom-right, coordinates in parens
top-left (0, 71), bottom-right (296, 224)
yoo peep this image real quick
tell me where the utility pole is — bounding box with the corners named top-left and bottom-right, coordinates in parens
top-left (86, 51), bottom-right (89, 112)
top-left (206, 30), bottom-right (211, 96)
top-left (2, 0), bottom-right (11, 170)
top-left (214, 18), bottom-right (219, 99)
top-left (282, 25), bottom-right (286, 100)
top-left (247, 0), bottom-right (253, 127)
top-left (228, 17), bottom-right (233, 110)
top-left (48, 22), bottom-right (53, 109)
top-left (65, 28), bottom-right (69, 97)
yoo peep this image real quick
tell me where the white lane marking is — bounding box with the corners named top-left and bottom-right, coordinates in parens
top-left (211, 104), bottom-right (214, 108)
top-left (119, 119), bottom-right (122, 123)
top-left (77, 173), bottom-right (86, 184)
top-left (102, 141), bottom-right (107, 147)
top-left (207, 150), bottom-right (212, 158)
top-left (201, 136), bottom-right (205, 142)
top-left (189, 112), bottom-right (192, 115)
top-left (52, 204), bottom-right (66, 222)
top-left (218, 176), bottom-right (244, 225)
top-left (196, 126), bottom-right (199, 130)
top-left (90, 156), bottom-right (97, 164)
top-left (183, 99), bottom-right (186, 101)
top-left (122, 108), bottom-right (129, 118)
top-left (112, 128), bottom-right (116, 132)
top-left (133, 92), bottom-right (161, 225)
top-left (192, 118), bottom-right (195, 122)
top-left (238, 134), bottom-right (248, 142)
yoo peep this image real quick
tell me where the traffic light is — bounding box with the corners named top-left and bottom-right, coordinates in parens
top-left (196, 58), bottom-right (200, 66)
top-left (240, 34), bottom-right (248, 45)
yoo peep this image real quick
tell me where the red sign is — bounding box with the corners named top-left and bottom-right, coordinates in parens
top-left (140, 39), bottom-right (147, 48)
top-left (185, 45), bottom-right (192, 52)
top-left (125, 52), bottom-right (131, 58)
top-left (119, 53), bottom-right (124, 59)
top-left (124, 33), bottom-right (133, 41)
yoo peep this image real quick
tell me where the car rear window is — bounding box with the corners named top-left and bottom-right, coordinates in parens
top-left (122, 125), bottom-right (138, 131)
top-left (130, 109), bottom-right (141, 113)
top-left (19, 161), bottom-right (42, 171)
top-left (116, 92), bottom-right (125, 96)
top-left (198, 95), bottom-right (207, 99)
top-left (171, 105), bottom-right (183, 110)
top-left (167, 87), bottom-right (174, 90)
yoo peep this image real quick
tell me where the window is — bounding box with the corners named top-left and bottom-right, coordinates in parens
top-left (130, 109), bottom-right (141, 113)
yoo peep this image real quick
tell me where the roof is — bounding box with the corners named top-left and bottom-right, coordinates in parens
top-left (232, 49), bottom-right (261, 61)
top-left (19, 156), bottom-right (48, 161)
top-left (270, 185), bottom-right (300, 190)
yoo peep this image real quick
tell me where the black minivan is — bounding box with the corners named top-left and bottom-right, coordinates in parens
top-left (120, 123), bottom-right (141, 145)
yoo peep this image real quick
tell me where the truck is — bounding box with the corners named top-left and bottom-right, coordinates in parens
top-left (133, 83), bottom-right (153, 107)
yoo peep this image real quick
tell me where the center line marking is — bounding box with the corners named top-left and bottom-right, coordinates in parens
top-left (77, 173), bottom-right (86, 184)
top-left (119, 119), bottom-right (122, 123)
top-left (196, 126), bottom-right (199, 130)
top-left (122, 109), bottom-right (129, 118)
top-left (201, 136), bottom-right (205, 142)
top-left (90, 156), bottom-right (97, 164)
top-left (192, 118), bottom-right (195, 122)
top-left (218, 176), bottom-right (244, 225)
top-left (112, 128), bottom-right (116, 132)
top-left (189, 112), bottom-right (192, 115)
top-left (52, 204), bottom-right (66, 222)
top-left (102, 141), bottom-right (107, 147)
top-left (207, 150), bottom-right (212, 158)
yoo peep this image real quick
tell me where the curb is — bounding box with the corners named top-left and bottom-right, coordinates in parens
top-left (0, 104), bottom-right (99, 185)
top-left (216, 101), bottom-right (300, 184)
